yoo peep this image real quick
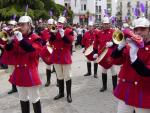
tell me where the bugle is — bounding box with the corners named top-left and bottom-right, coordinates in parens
top-left (0, 27), bottom-right (21, 42)
top-left (50, 25), bottom-right (57, 33)
top-left (0, 31), bottom-right (9, 42)
top-left (112, 29), bottom-right (144, 48)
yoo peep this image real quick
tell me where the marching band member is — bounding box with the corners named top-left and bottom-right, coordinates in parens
top-left (1, 15), bottom-right (43, 113)
top-left (111, 17), bottom-right (150, 113)
top-left (93, 16), bottom-right (118, 92)
top-left (40, 18), bottom-right (57, 87)
top-left (81, 21), bottom-right (98, 78)
top-left (7, 20), bottom-right (18, 94)
top-left (49, 16), bottom-right (74, 103)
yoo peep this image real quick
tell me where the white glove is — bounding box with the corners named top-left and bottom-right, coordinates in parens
top-left (127, 38), bottom-right (139, 63)
top-left (14, 31), bottom-right (23, 41)
top-left (59, 28), bottom-right (64, 38)
top-left (118, 39), bottom-right (126, 50)
top-left (81, 48), bottom-right (85, 53)
top-left (106, 41), bottom-right (113, 48)
top-left (93, 53), bottom-right (98, 59)
top-left (46, 41), bottom-right (50, 46)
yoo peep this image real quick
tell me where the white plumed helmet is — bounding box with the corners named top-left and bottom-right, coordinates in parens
top-left (133, 17), bottom-right (150, 29)
top-left (58, 16), bottom-right (66, 24)
top-left (102, 17), bottom-right (110, 23)
top-left (18, 16), bottom-right (33, 26)
top-left (47, 18), bottom-right (54, 24)
top-left (8, 20), bottom-right (17, 26)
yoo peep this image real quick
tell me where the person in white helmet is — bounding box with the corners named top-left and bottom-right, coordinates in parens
top-left (6, 19), bottom-right (18, 94)
top-left (40, 18), bottom-right (58, 87)
top-left (81, 21), bottom-right (98, 78)
top-left (1, 15), bottom-right (43, 113)
top-left (111, 16), bottom-right (150, 113)
top-left (48, 16), bottom-right (74, 103)
top-left (93, 16), bottom-right (118, 92)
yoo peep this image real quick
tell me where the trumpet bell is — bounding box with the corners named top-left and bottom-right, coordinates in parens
top-left (0, 31), bottom-right (9, 42)
top-left (51, 25), bottom-right (57, 33)
top-left (112, 30), bottom-right (124, 44)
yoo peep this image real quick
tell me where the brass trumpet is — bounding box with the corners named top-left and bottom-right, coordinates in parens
top-left (112, 29), bottom-right (144, 48)
top-left (0, 27), bottom-right (21, 42)
top-left (50, 25), bottom-right (57, 33)
top-left (0, 31), bottom-right (9, 42)
top-left (112, 30), bottom-right (125, 45)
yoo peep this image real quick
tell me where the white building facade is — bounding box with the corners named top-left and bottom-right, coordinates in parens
top-left (116, 0), bottom-right (150, 22)
top-left (54, 0), bottom-right (118, 24)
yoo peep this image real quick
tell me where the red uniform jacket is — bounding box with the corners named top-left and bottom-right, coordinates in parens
top-left (81, 30), bottom-right (96, 49)
top-left (112, 44), bottom-right (150, 108)
top-left (1, 33), bottom-right (42, 87)
top-left (94, 28), bottom-right (115, 54)
top-left (49, 28), bottom-right (74, 64)
top-left (93, 29), bottom-right (115, 68)
top-left (40, 28), bottom-right (50, 42)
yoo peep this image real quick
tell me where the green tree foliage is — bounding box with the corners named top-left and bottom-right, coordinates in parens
top-left (0, 0), bottom-right (73, 21)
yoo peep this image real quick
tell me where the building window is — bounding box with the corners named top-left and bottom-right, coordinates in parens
top-left (65, 3), bottom-right (68, 8)
top-left (84, 4), bottom-right (86, 11)
top-left (81, 4), bottom-right (83, 11)
top-left (99, 6), bottom-right (101, 13)
top-left (75, 0), bottom-right (77, 7)
top-left (96, 6), bottom-right (98, 13)
top-left (127, 2), bottom-right (131, 8)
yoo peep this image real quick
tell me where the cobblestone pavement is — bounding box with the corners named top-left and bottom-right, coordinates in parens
top-left (0, 48), bottom-right (119, 113)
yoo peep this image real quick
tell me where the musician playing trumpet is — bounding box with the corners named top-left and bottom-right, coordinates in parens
top-left (49, 16), bottom-right (74, 103)
top-left (93, 16), bottom-right (118, 92)
top-left (5, 20), bottom-right (18, 94)
top-left (1, 15), bottom-right (43, 113)
top-left (40, 18), bottom-right (58, 87)
top-left (111, 17), bottom-right (150, 113)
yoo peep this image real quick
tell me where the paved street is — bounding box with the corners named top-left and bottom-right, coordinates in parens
top-left (0, 48), bottom-right (119, 113)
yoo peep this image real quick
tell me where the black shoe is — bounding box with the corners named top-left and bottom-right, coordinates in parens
top-left (94, 74), bottom-right (98, 78)
top-left (84, 62), bottom-right (91, 76)
top-left (8, 89), bottom-right (17, 94)
top-left (54, 93), bottom-right (64, 100)
top-left (45, 81), bottom-right (50, 87)
top-left (8, 84), bottom-right (17, 94)
top-left (112, 75), bottom-right (117, 90)
top-left (45, 69), bottom-right (51, 87)
top-left (84, 73), bottom-right (91, 76)
top-left (100, 73), bottom-right (107, 92)
top-left (94, 63), bottom-right (98, 78)
top-left (67, 95), bottom-right (72, 103)
top-left (66, 79), bottom-right (72, 103)
top-left (54, 79), bottom-right (64, 100)
top-left (100, 86), bottom-right (107, 92)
